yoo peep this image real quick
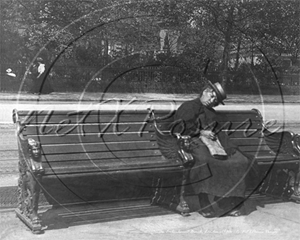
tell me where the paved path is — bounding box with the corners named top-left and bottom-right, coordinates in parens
top-left (1, 99), bottom-right (300, 130)
top-left (0, 201), bottom-right (299, 240)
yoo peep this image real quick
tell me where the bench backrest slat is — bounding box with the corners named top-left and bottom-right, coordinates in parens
top-left (22, 123), bottom-right (154, 135)
top-left (17, 110), bottom-right (160, 123)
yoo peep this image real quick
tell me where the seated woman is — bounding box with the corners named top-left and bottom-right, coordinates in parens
top-left (173, 79), bottom-right (258, 217)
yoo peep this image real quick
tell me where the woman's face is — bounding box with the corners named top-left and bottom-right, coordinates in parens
top-left (200, 88), bottom-right (219, 108)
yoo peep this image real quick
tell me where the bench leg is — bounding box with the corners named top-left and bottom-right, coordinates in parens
top-left (291, 163), bottom-right (300, 203)
top-left (150, 177), bottom-right (178, 207)
top-left (258, 169), bottom-right (271, 194)
top-left (258, 167), bottom-right (299, 201)
top-left (150, 170), bottom-right (191, 216)
top-left (272, 169), bottom-right (292, 199)
top-left (15, 163), bottom-right (43, 234)
top-left (175, 169), bottom-right (190, 216)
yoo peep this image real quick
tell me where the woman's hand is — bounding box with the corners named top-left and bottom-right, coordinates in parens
top-left (200, 130), bottom-right (216, 140)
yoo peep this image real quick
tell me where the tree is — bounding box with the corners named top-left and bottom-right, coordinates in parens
top-left (1, 0), bottom-right (299, 93)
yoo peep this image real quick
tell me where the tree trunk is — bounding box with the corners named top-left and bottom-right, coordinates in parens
top-left (234, 37), bottom-right (242, 71)
top-left (221, 6), bottom-right (235, 89)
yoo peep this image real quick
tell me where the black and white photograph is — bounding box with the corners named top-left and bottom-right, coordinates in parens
top-left (0, 0), bottom-right (299, 239)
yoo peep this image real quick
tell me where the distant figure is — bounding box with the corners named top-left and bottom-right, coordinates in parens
top-left (6, 68), bottom-right (16, 77)
top-left (29, 57), bottom-right (53, 94)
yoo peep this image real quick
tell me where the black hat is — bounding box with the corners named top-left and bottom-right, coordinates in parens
top-left (207, 81), bottom-right (227, 105)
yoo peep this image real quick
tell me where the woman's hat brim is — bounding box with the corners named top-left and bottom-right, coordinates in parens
top-left (207, 81), bottom-right (227, 105)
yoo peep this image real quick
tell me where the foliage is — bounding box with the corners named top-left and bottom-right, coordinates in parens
top-left (0, 0), bottom-right (299, 93)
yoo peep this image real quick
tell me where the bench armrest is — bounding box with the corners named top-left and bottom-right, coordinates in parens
top-left (263, 129), bottom-right (300, 158)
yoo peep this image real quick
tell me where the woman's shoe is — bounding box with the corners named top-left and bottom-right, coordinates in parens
top-left (198, 206), bottom-right (215, 218)
top-left (198, 193), bottom-right (215, 218)
top-left (226, 209), bottom-right (242, 217)
top-left (199, 210), bottom-right (215, 218)
top-left (217, 197), bottom-right (244, 217)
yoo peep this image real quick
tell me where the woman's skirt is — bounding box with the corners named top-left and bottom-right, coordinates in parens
top-left (189, 137), bottom-right (251, 198)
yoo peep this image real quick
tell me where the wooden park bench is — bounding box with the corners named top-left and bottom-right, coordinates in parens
top-left (12, 102), bottom-right (300, 233)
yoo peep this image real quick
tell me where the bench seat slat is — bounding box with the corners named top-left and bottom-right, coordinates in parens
top-left (26, 129), bottom-right (262, 142)
top-left (29, 134), bottom-right (265, 146)
top-left (254, 153), bottom-right (298, 161)
top-left (41, 144), bottom-right (280, 159)
top-left (27, 133), bottom-right (263, 146)
top-left (41, 149), bottom-right (162, 161)
top-left (27, 132), bottom-right (156, 144)
top-left (258, 160), bottom-right (299, 166)
top-left (238, 145), bottom-right (272, 152)
top-left (41, 141), bottom-right (158, 154)
top-left (46, 154), bottom-right (297, 171)
top-left (43, 157), bottom-right (180, 175)
top-left (23, 124), bottom-right (263, 137)
top-left (230, 138), bottom-right (263, 145)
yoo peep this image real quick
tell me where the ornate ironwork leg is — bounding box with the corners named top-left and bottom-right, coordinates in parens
top-left (28, 171), bottom-right (42, 224)
top-left (15, 138), bottom-right (44, 234)
top-left (16, 167), bottom-right (43, 233)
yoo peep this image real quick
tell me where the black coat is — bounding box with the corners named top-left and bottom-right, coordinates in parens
top-left (174, 98), bottom-right (258, 197)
